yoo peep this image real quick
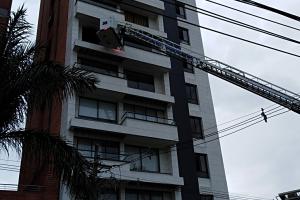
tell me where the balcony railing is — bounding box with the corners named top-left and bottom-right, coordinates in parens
top-left (120, 112), bottom-right (176, 126)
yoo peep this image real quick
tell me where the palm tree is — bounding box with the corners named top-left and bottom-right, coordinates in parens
top-left (0, 6), bottom-right (102, 199)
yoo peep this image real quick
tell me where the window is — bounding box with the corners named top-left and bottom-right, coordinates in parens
top-left (98, 189), bottom-right (119, 200)
top-left (76, 138), bottom-right (120, 161)
top-left (200, 194), bottom-right (214, 200)
top-left (183, 60), bottom-right (194, 73)
top-left (125, 190), bottom-right (172, 200)
top-left (79, 98), bottom-right (117, 122)
top-left (78, 57), bottom-right (118, 77)
top-left (178, 27), bottom-right (190, 44)
top-left (124, 104), bottom-right (165, 123)
top-left (176, 2), bottom-right (186, 19)
top-left (190, 117), bottom-right (204, 139)
top-left (125, 70), bottom-right (155, 92)
top-left (125, 11), bottom-right (149, 27)
top-left (125, 146), bottom-right (160, 173)
top-left (82, 26), bottom-right (99, 44)
top-left (195, 154), bottom-right (210, 178)
top-left (185, 84), bottom-right (198, 104)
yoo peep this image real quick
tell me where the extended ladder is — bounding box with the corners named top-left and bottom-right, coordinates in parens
top-left (117, 25), bottom-right (300, 114)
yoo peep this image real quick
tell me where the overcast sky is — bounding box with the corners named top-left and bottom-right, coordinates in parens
top-left (1, 0), bottom-right (300, 198)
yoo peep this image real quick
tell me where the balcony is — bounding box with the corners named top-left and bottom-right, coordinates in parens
top-left (70, 115), bottom-right (178, 142)
top-left (76, 149), bottom-right (183, 186)
top-left (78, 64), bottom-right (174, 103)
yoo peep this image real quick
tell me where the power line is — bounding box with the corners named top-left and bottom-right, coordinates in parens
top-left (205, 0), bottom-right (300, 32)
top-left (161, 0), bottom-right (300, 45)
top-left (113, 106), bottom-right (289, 170)
top-left (231, 0), bottom-right (300, 22)
top-left (119, 0), bottom-right (300, 58)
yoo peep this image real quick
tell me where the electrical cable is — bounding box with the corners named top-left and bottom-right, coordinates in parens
top-left (112, 106), bottom-right (290, 170)
top-left (160, 0), bottom-right (300, 45)
top-left (230, 0), bottom-right (300, 22)
top-left (119, 0), bottom-right (300, 58)
top-left (205, 0), bottom-right (300, 32)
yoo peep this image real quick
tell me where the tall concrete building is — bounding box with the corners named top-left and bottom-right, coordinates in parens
top-left (6, 0), bottom-right (228, 199)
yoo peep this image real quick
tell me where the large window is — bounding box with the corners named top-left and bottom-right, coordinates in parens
top-left (98, 189), bottom-right (119, 200)
top-left (125, 190), bottom-right (172, 200)
top-left (176, 2), bottom-right (186, 19)
top-left (185, 83), bottom-right (199, 104)
top-left (125, 146), bottom-right (160, 173)
top-left (178, 27), bottom-right (190, 44)
top-left (82, 26), bottom-right (99, 44)
top-left (78, 57), bottom-right (118, 77)
top-left (200, 194), bottom-right (214, 200)
top-left (183, 60), bottom-right (194, 73)
top-left (79, 98), bottom-right (117, 123)
top-left (125, 70), bottom-right (155, 92)
top-left (124, 104), bottom-right (165, 123)
top-left (190, 117), bottom-right (204, 139)
top-left (125, 11), bottom-right (149, 27)
top-left (76, 138), bottom-right (120, 161)
top-left (195, 153), bottom-right (210, 178)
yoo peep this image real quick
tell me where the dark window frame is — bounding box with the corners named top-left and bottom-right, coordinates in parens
top-left (178, 26), bottom-right (190, 44)
top-left (176, 1), bottom-right (186, 19)
top-left (78, 97), bottom-right (118, 123)
top-left (185, 83), bottom-right (199, 104)
top-left (125, 189), bottom-right (172, 200)
top-left (195, 153), bottom-right (210, 178)
top-left (75, 137), bottom-right (120, 161)
top-left (125, 145), bottom-right (161, 173)
top-left (183, 60), bottom-right (194, 73)
top-left (78, 57), bottom-right (119, 77)
top-left (190, 116), bottom-right (204, 139)
top-left (82, 25), bottom-right (99, 44)
top-left (125, 70), bottom-right (155, 92)
top-left (125, 11), bottom-right (149, 27)
top-left (200, 194), bottom-right (214, 200)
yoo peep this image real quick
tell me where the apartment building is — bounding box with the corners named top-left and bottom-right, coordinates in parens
top-left (10, 0), bottom-right (228, 200)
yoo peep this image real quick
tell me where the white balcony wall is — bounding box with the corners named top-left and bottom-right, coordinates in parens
top-left (70, 118), bottom-right (179, 142)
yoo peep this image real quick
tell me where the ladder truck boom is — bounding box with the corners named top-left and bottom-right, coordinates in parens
top-left (97, 22), bottom-right (300, 115)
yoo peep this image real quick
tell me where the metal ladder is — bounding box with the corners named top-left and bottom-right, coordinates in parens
top-left (120, 24), bottom-right (300, 114)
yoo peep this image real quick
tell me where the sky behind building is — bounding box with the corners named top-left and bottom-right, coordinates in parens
top-left (1, 0), bottom-right (299, 198)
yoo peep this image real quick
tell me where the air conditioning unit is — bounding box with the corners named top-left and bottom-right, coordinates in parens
top-left (97, 17), bottom-right (122, 49)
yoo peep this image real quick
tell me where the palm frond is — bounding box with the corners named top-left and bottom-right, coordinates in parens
top-left (0, 130), bottom-right (100, 199)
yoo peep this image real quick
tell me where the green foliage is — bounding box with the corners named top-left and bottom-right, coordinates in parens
top-left (0, 6), bottom-right (101, 199)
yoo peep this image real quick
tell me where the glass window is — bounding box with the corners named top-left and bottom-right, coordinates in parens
top-left (125, 146), bottom-right (160, 173)
top-left (185, 84), bottom-right (198, 104)
top-left (190, 117), bottom-right (204, 139)
top-left (178, 27), bottom-right (190, 44)
top-left (125, 190), bottom-right (171, 200)
top-left (124, 104), bottom-right (165, 124)
top-left (95, 141), bottom-right (120, 161)
top-left (76, 138), bottom-right (92, 158)
top-left (78, 57), bottom-right (118, 77)
top-left (98, 189), bottom-right (118, 200)
top-left (79, 98), bottom-right (98, 118)
top-left (183, 61), bottom-right (194, 73)
top-left (126, 70), bottom-right (155, 92)
top-left (126, 191), bottom-right (138, 200)
top-left (195, 154), bottom-right (210, 178)
top-left (78, 98), bottom-right (117, 122)
top-left (125, 11), bottom-right (149, 27)
top-left (141, 148), bottom-right (159, 172)
top-left (98, 101), bottom-right (117, 121)
top-left (82, 26), bottom-right (99, 44)
top-left (200, 194), bottom-right (214, 200)
top-left (176, 2), bottom-right (186, 19)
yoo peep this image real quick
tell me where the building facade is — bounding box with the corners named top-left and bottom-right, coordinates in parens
top-left (4, 0), bottom-right (228, 200)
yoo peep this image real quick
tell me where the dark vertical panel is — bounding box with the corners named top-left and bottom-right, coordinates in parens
top-left (163, 1), bottom-right (200, 200)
